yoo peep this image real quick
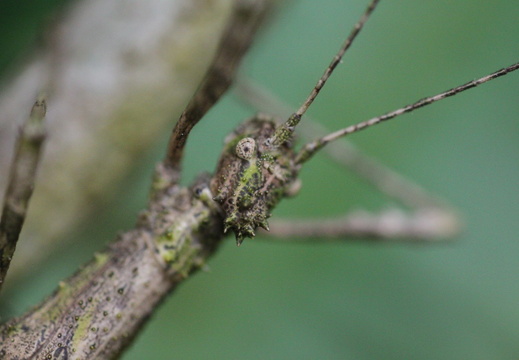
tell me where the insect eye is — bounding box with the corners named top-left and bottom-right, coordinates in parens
top-left (235, 137), bottom-right (256, 160)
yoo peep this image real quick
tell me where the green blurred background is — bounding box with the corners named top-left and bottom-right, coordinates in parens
top-left (1, 0), bottom-right (519, 359)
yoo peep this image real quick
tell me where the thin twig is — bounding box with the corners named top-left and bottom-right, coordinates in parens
top-left (269, 0), bottom-right (380, 146)
top-left (0, 96), bottom-right (47, 292)
top-left (296, 62), bottom-right (519, 164)
top-left (164, 0), bottom-right (275, 177)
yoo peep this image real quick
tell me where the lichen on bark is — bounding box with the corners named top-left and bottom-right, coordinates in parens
top-left (0, 166), bottom-right (224, 359)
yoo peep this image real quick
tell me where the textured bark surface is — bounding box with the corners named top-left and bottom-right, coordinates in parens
top-left (0, 166), bottom-right (224, 359)
top-left (0, 0), bottom-right (233, 280)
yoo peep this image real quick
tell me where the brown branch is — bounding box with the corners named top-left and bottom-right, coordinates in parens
top-left (164, 0), bottom-right (275, 176)
top-left (0, 165), bottom-right (224, 359)
top-left (0, 97), bottom-right (46, 293)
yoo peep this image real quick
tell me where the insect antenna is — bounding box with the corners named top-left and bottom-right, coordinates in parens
top-left (267, 0), bottom-right (381, 147)
top-left (295, 62), bottom-right (519, 164)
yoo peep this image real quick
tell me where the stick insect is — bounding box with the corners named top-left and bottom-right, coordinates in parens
top-left (1, 0), bottom-right (519, 360)
top-left (130, 1), bottom-right (519, 358)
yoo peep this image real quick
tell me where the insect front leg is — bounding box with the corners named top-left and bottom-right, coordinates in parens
top-left (262, 208), bottom-right (460, 242)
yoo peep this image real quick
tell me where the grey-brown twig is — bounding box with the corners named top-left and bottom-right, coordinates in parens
top-left (296, 62), bottom-right (519, 164)
top-left (0, 165), bottom-right (224, 359)
top-left (164, 0), bottom-right (275, 178)
top-left (0, 97), bottom-right (47, 293)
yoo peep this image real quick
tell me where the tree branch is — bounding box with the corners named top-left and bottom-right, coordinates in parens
top-left (0, 97), bottom-right (46, 293)
top-left (0, 166), bottom-right (224, 359)
top-left (164, 0), bottom-right (275, 176)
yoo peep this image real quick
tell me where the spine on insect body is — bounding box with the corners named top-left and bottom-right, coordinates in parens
top-left (211, 114), bottom-right (301, 245)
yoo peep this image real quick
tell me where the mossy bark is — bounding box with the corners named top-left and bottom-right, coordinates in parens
top-left (0, 167), bottom-right (224, 359)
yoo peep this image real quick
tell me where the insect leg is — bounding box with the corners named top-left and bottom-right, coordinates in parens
top-left (263, 208), bottom-right (460, 242)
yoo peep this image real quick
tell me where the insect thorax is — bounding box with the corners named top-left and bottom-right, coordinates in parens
top-left (211, 114), bottom-right (299, 245)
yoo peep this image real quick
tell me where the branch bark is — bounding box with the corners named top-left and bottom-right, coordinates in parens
top-left (165, 0), bottom-right (275, 177)
top-left (0, 165), bottom-right (223, 359)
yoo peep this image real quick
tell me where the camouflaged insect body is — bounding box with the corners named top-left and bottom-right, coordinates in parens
top-left (211, 115), bottom-right (299, 245)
